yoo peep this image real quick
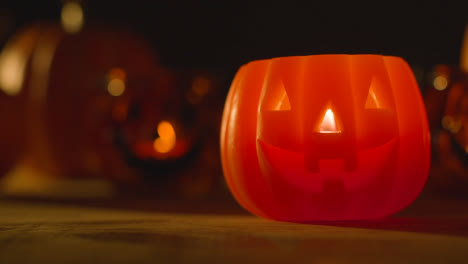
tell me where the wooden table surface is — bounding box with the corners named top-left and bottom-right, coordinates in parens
top-left (1, 196), bottom-right (468, 264)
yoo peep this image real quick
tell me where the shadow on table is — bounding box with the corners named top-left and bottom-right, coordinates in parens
top-left (0, 193), bottom-right (249, 216)
top-left (313, 217), bottom-right (468, 237)
top-left (311, 197), bottom-right (468, 237)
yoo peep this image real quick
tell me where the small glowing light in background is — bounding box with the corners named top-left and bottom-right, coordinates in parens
top-left (61, 2), bottom-right (84, 34)
top-left (107, 68), bottom-right (126, 96)
top-left (187, 76), bottom-right (212, 104)
top-left (153, 121), bottom-right (176, 153)
top-left (0, 48), bottom-right (26, 96)
top-left (192, 76), bottom-right (211, 96)
top-left (441, 115), bottom-right (462, 134)
top-left (433, 75), bottom-right (448, 91)
top-left (107, 79), bottom-right (125, 96)
top-left (319, 108), bottom-right (341, 133)
top-left (441, 115), bottom-right (452, 130)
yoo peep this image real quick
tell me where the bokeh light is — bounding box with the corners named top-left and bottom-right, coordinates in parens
top-left (186, 76), bottom-right (212, 104)
top-left (61, 2), bottom-right (84, 34)
top-left (433, 75), bottom-right (448, 91)
top-left (107, 68), bottom-right (126, 96)
top-left (0, 47), bottom-right (25, 96)
top-left (107, 79), bottom-right (125, 96)
top-left (192, 76), bottom-right (211, 96)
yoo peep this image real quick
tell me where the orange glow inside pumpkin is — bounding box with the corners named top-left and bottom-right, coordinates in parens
top-left (319, 108), bottom-right (341, 133)
top-left (153, 121), bottom-right (176, 153)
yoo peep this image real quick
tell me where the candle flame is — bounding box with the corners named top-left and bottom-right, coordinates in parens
top-left (153, 121), bottom-right (176, 153)
top-left (319, 108), bottom-right (341, 133)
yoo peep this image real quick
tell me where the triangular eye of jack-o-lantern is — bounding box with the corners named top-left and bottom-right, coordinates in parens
top-left (317, 103), bottom-right (342, 133)
top-left (263, 80), bottom-right (291, 111)
top-left (365, 78), bottom-right (381, 109)
top-left (274, 81), bottom-right (291, 111)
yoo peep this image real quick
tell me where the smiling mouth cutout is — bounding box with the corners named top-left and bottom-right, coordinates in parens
top-left (257, 137), bottom-right (398, 193)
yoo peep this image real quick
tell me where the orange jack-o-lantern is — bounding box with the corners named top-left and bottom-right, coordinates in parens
top-left (221, 55), bottom-right (430, 221)
top-left (0, 23), bottom-right (170, 181)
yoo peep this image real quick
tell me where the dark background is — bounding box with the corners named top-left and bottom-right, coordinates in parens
top-left (0, 4), bottom-right (468, 263)
top-left (0, 0), bottom-right (467, 199)
top-left (1, 1), bottom-right (467, 78)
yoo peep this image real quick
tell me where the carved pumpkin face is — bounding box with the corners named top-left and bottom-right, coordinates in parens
top-left (221, 55), bottom-right (430, 221)
top-left (257, 55), bottom-right (399, 192)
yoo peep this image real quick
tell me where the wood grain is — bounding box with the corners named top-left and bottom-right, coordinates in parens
top-left (1, 199), bottom-right (468, 263)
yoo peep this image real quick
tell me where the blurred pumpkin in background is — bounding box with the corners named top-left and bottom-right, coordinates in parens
top-left (0, 0), bottom-right (228, 199)
top-left (441, 71), bottom-right (468, 154)
top-left (423, 22), bottom-right (468, 195)
top-left (0, 22), bottom-right (200, 188)
top-left (0, 25), bottom-right (37, 177)
top-left (428, 67), bottom-right (468, 193)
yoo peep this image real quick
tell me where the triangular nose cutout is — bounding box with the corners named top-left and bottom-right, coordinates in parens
top-left (318, 105), bottom-right (342, 133)
top-left (365, 78), bottom-right (380, 109)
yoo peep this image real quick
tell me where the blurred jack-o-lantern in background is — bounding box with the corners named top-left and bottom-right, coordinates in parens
top-left (0, 22), bottom-right (201, 187)
top-left (111, 69), bottom-right (205, 188)
top-left (118, 67), bottom-right (226, 197)
top-left (423, 23), bottom-right (468, 195)
top-left (424, 66), bottom-right (468, 194)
